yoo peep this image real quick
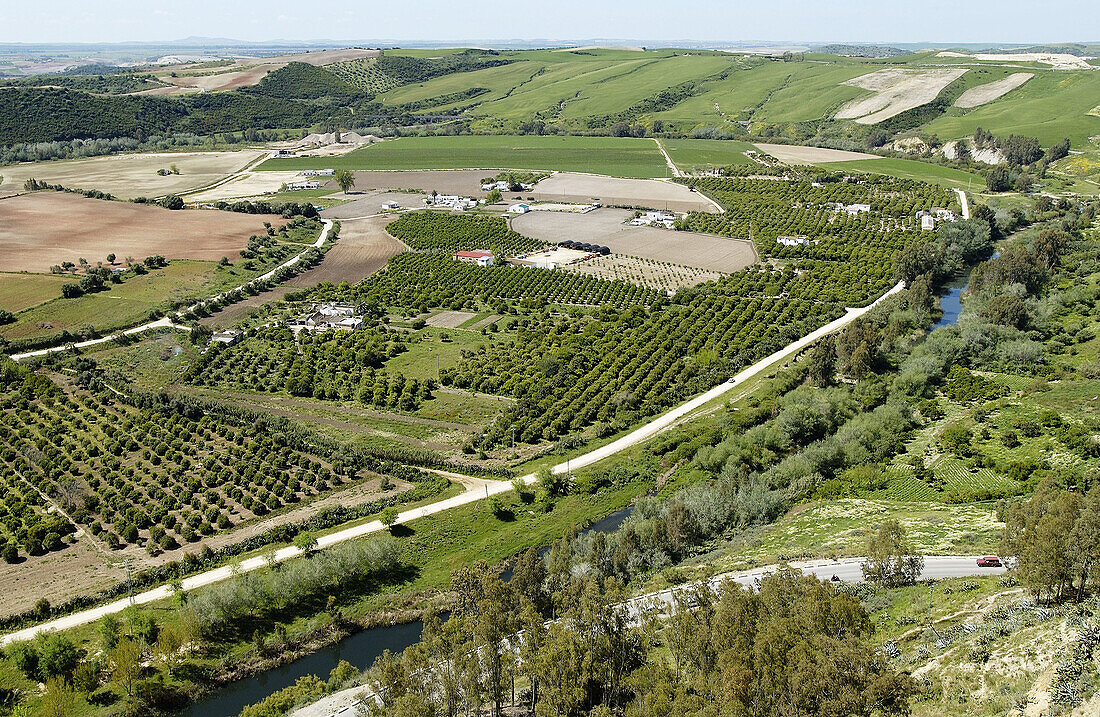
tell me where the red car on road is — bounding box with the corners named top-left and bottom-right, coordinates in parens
top-left (976, 556), bottom-right (1001, 567)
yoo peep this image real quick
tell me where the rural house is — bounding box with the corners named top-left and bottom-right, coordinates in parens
top-left (454, 250), bottom-right (495, 267)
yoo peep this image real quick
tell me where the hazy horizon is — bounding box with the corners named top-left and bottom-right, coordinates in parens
top-left (3, 0), bottom-right (1098, 46)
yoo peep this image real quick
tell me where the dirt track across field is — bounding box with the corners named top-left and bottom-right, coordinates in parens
top-left (320, 191), bottom-right (427, 218)
top-left (511, 208), bottom-right (757, 273)
top-left (0, 192), bottom-right (281, 272)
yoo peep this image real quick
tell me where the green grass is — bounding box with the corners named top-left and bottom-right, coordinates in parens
top-left (660, 138), bottom-right (757, 169)
top-left (816, 157), bottom-right (985, 191)
top-left (0, 272), bottom-right (73, 313)
top-left (383, 326), bottom-right (499, 381)
top-left (259, 135), bottom-right (670, 178)
top-left (703, 498), bottom-right (1003, 573)
top-left (0, 253), bottom-right (293, 342)
top-left (923, 69), bottom-right (1100, 146)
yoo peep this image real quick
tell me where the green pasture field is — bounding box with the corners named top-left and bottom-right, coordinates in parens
top-left (923, 69), bottom-right (1100, 146)
top-left (258, 135), bottom-right (670, 178)
top-left (816, 157), bottom-right (985, 190)
top-left (379, 60), bottom-right (545, 111)
top-left (660, 138), bottom-right (757, 169)
top-left (1, 256), bottom-right (277, 342)
top-left (0, 272), bottom-right (73, 313)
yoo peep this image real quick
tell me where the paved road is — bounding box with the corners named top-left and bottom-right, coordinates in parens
top-left (295, 555), bottom-right (1006, 717)
top-left (1, 279), bottom-right (903, 645)
top-left (9, 219), bottom-right (332, 363)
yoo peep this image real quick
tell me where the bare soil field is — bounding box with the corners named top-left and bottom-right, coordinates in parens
top-left (954, 72), bottom-right (1034, 108)
top-left (0, 193), bottom-right (281, 272)
top-left (426, 310), bottom-right (477, 329)
top-left (511, 208), bottom-right (758, 273)
top-left (936, 51), bottom-right (1094, 70)
top-left (753, 143), bottom-right (883, 164)
top-left (0, 150), bottom-right (265, 199)
top-left (187, 170), bottom-right (311, 202)
top-left (283, 215), bottom-right (404, 286)
top-left (0, 537), bottom-right (124, 618)
top-left (527, 173), bottom-right (718, 213)
top-left (566, 254), bottom-right (724, 291)
top-left (836, 68), bottom-right (968, 124)
top-left (320, 191), bottom-right (428, 219)
top-left (150, 48), bottom-right (380, 95)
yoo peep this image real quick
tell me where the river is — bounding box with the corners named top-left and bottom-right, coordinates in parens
top-left (186, 505), bottom-right (635, 716)
top-left (933, 272), bottom-right (969, 329)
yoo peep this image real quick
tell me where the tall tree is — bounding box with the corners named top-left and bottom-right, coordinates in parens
top-left (334, 169), bottom-right (356, 194)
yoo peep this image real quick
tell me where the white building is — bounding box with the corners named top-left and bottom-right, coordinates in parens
top-left (381, 201), bottom-right (401, 210)
top-left (210, 329), bottom-right (244, 346)
top-left (845, 203), bottom-right (872, 215)
top-left (776, 235), bottom-right (810, 247)
top-left (508, 203), bottom-right (531, 214)
top-left (454, 250), bottom-right (495, 267)
top-left (286, 180), bottom-right (322, 191)
top-left (289, 304), bottom-right (365, 332)
top-left (302, 169), bottom-right (335, 177)
top-left (920, 214), bottom-right (936, 231)
top-left (630, 211), bottom-right (678, 229)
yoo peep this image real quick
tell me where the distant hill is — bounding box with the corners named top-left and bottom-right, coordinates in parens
top-left (814, 44), bottom-right (910, 58)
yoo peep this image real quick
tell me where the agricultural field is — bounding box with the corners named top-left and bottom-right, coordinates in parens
top-left (259, 135), bottom-right (671, 178)
top-left (659, 138), bottom-right (758, 170)
top-left (565, 253), bottom-right (725, 291)
top-left (320, 192), bottom-right (424, 219)
top-left (0, 192), bottom-right (282, 273)
top-left (0, 359), bottom-right (427, 614)
top-left (0, 273), bottom-right (73, 313)
top-left (835, 68), bottom-right (969, 124)
top-left (511, 208), bottom-right (758, 273)
top-left (815, 157), bottom-right (985, 190)
top-left (146, 48), bottom-right (380, 95)
top-left (678, 164), bottom-right (957, 305)
top-left (281, 215), bottom-right (404, 286)
top-left (753, 143), bottom-right (882, 164)
top-left (0, 149), bottom-right (266, 199)
top-left (524, 172), bottom-right (717, 211)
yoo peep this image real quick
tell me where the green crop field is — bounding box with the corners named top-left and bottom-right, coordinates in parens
top-left (660, 138), bottom-right (757, 169)
top-left (923, 69), bottom-right (1100, 146)
top-left (259, 135), bottom-right (670, 177)
top-left (0, 272), bottom-right (73, 313)
top-left (816, 157), bottom-right (985, 190)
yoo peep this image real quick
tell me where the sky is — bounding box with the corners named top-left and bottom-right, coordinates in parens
top-left (2, 0), bottom-right (1098, 46)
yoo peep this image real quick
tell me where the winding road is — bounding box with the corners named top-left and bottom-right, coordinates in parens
top-left (9, 219), bottom-right (333, 362)
top-left (1, 278), bottom-right (904, 645)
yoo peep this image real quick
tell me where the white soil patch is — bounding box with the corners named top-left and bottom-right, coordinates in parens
top-left (937, 51), bottom-right (1094, 70)
top-left (511, 208), bottom-right (757, 273)
top-left (529, 173), bottom-right (718, 213)
top-left (955, 73), bottom-right (1034, 108)
top-left (0, 150), bottom-right (266, 200)
top-left (753, 143), bottom-right (883, 164)
top-left (836, 68), bottom-right (968, 124)
top-left (150, 48), bottom-right (380, 95)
